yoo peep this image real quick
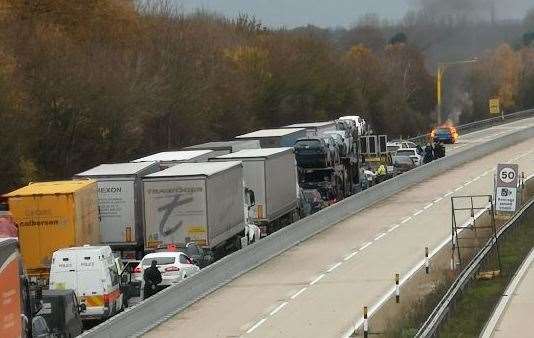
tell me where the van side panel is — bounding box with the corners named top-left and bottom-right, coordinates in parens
top-left (9, 194), bottom-right (77, 275)
top-left (206, 166), bottom-right (244, 248)
top-left (74, 184), bottom-right (100, 246)
top-left (49, 251), bottom-right (78, 291)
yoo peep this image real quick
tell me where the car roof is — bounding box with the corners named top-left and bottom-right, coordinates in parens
top-left (143, 252), bottom-right (184, 258)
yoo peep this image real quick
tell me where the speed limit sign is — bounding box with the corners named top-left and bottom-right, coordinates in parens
top-left (497, 164), bottom-right (519, 188)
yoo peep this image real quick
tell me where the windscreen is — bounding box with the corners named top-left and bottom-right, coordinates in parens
top-left (142, 256), bottom-right (175, 266)
top-left (295, 140), bottom-right (321, 149)
top-left (437, 128), bottom-right (450, 133)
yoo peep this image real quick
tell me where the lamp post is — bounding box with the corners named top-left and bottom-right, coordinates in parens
top-left (436, 59), bottom-right (479, 125)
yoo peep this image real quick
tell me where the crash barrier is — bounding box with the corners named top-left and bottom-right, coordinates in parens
top-left (415, 198), bottom-right (534, 337)
top-left (408, 108), bottom-right (534, 145)
top-left (81, 120), bottom-right (534, 338)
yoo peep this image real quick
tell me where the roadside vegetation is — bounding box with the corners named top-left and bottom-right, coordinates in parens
top-left (1, 0), bottom-right (534, 193)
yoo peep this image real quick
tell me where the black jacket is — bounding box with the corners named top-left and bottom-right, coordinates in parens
top-left (143, 266), bottom-right (162, 287)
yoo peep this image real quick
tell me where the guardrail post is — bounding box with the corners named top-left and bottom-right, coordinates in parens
top-left (425, 247), bottom-right (430, 274)
top-left (363, 306), bottom-right (369, 338)
top-left (395, 273), bottom-right (400, 303)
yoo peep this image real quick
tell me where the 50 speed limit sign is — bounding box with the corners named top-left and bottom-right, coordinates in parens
top-left (496, 164), bottom-right (519, 188)
top-left (495, 163), bottom-right (519, 212)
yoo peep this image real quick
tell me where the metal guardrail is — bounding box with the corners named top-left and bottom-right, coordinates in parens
top-left (81, 116), bottom-right (534, 338)
top-left (415, 198), bottom-right (534, 337)
top-left (407, 108), bottom-right (534, 144)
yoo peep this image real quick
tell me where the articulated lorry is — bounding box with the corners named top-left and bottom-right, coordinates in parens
top-left (75, 162), bottom-right (160, 258)
top-left (211, 148), bottom-right (299, 237)
top-left (142, 162), bottom-right (252, 263)
top-left (3, 181), bottom-right (100, 282)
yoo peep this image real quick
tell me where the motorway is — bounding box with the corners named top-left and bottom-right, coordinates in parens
top-left (145, 117), bottom-right (534, 338)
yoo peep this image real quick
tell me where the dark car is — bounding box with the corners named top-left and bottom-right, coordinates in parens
top-left (37, 289), bottom-right (84, 338)
top-left (432, 126), bottom-right (458, 144)
top-left (300, 188), bottom-right (324, 215)
top-left (294, 138), bottom-right (331, 168)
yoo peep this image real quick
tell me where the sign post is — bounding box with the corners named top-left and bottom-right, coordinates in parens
top-left (495, 164), bottom-right (519, 213)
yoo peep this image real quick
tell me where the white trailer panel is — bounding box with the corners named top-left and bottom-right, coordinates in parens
top-left (143, 162), bottom-right (244, 250)
top-left (285, 122), bottom-right (337, 137)
top-left (211, 148), bottom-right (297, 223)
top-left (75, 162), bottom-right (159, 248)
top-left (132, 150), bottom-right (215, 169)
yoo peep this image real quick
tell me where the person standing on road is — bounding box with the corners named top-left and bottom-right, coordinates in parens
top-left (143, 260), bottom-right (162, 299)
top-left (423, 143), bottom-right (434, 164)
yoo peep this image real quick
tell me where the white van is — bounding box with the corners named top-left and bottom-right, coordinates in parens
top-left (49, 245), bottom-right (123, 320)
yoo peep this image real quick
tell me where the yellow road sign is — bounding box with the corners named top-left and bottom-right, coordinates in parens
top-left (489, 98), bottom-right (500, 115)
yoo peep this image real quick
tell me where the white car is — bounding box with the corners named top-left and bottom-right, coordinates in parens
top-left (393, 148), bottom-right (424, 166)
top-left (339, 115), bottom-right (367, 135)
top-left (387, 141), bottom-right (419, 154)
top-left (135, 252), bottom-right (200, 285)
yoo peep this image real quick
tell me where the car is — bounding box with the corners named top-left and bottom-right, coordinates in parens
top-left (392, 155), bottom-right (417, 173)
top-left (322, 135), bottom-right (340, 164)
top-left (300, 188), bottom-right (325, 215)
top-left (339, 115), bottom-right (367, 135)
top-left (324, 132), bottom-right (347, 157)
top-left (136, 252), bottom-right (200, 286)
top-left (37, 289), bottom-right (84, 338)
top-left (324, 131), bottom-right (351, 156)
top-left (393, 148), bottom-right (423, 167)
top-left (432, 126), bottom-right (458, 144)
top-left (294, 138), bottom-right (332, 168)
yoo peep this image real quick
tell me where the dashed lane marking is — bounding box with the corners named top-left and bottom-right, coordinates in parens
top-left (290, 287), bottom-right (308, 300)
top-left (309, 274), bottom-right (325, 286)
top-left (269, 302), bottom-right (288, 316)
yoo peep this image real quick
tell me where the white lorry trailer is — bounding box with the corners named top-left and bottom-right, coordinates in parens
top-left (75, 162), bottom-right (160, 258)
top-left (285, 122), bottom-right (337, 137)
top-left (183, 140), bottom-right (260, 158)
top-left (236, 128), bottom-right (307, 148)
top-left (211, 148), bottom-right (299, 237)
top-left (132, 150), bottom-right (215, 169)
top-left (142, 161), bottom-right (249, 261)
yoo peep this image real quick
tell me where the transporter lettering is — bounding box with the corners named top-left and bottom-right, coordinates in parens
top-left (148, 187), bottom-right (203, 194)
top-left (99, 186), bottom-right (122, 193)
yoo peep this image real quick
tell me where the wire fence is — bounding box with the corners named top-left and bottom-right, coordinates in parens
top-left (415, 199), bottom-right (534, 337)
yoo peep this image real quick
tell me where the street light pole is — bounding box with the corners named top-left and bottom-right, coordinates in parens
top-left (435, 59), bottom-right (479, 126)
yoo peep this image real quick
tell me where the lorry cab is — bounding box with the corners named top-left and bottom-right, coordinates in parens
top-left (49, 245), bottom-right (123, 320)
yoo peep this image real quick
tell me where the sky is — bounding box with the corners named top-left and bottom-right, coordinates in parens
top-left (173, 0), bottom-right (533, 28)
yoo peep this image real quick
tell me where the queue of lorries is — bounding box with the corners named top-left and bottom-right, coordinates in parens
top-left (2, 115), bottom-right (447, 338)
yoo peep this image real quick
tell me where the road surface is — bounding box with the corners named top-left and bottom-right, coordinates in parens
top-left (145, 117), bottom-right (534, 338)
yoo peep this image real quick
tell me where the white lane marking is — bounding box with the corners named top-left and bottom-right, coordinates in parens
top-left (341, 206), bottom-right (491, 338)
top-left (464, 180), bottom-right (472, 186)
top-left (309, 274), bottom-right (325, 286)
top-left (444, 192), bottom-right (453, 197)
top-left (344, 251), bottom-right (358, 261)
top-left (413, 210), bottom-right (423, 216)
top-left (374, 233), bottom-right (386, 241)
top-left (246, 318), bottom-right (267, 333)
top-left (387, 224), bottom-right (400, 232)
top-left (290, 287), bottom-right (308, 300)
top-left (424, 203), bottom-right (433, 210)
top-left (327, 262), bottom-right (342, 273)
top-left (401, 217), bottom-right (412, 224)
top-left (359, 242), bottom-right (373, 251)
top-left (269, 302), bottom-right (288, 316)
top-left (472, 176), bottom-right (480, 182)
top-left (434, 197), bottom-right (444, 203)
top-left (455, 186), bottom-right (464, 192)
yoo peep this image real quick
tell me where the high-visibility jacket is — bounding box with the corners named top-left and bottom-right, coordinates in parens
top-left (376, 164), bottom-right (386, 176)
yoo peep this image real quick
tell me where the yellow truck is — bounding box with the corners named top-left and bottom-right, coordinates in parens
top-left (3, 180), bottom-right (100, 281)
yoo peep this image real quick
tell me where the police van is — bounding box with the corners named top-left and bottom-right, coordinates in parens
top-left (49, 245), bottom-right (123, 320)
